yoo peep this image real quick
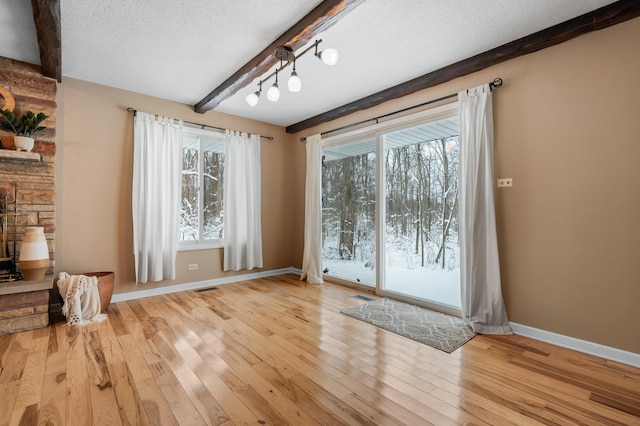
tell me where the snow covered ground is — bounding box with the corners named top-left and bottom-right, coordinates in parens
top-left (323, 260), bottom-right (461, 308)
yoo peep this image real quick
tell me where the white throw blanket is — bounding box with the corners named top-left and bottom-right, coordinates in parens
top-left (57, 272), bottom-right (107, 326)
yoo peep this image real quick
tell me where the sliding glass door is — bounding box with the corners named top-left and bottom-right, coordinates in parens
top-left (321, 105), bottom-right (461, 311)
top-left (321, 138), bottom-right (376, 286)
top-left (382, 120), bottom-right (461, 308)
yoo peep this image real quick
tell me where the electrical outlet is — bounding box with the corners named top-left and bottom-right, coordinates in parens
top-left (188, 264), bottom-right (198, 270)
top-left (497, 178), bottom-right (513, 187)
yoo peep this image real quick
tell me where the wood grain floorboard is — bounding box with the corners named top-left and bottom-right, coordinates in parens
top-left (2, 273), bottom-right (639, 425)
top-left (9, 335), bottom-right (48, 425)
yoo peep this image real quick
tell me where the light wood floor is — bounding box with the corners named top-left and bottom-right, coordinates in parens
top-left (1, 274), bottom-right (639, 425)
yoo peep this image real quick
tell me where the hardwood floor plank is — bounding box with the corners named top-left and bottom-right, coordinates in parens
top-left (462, 348), bottom-right (640, 423)
top-left (205, 315), bottom-right (375, 426)
top-left (429, 386), bottom-right (522, 426)
top-left (0, 332), bottom-right (15, 365)
top-left (221, 321), bottom-right (364, 412)
top-left (84, 328), bottom-right (123, 426)
top-left (147, 359), bottom-right (206, 426)
top-left (9, 335), bottom-right (49, 425)
top-left (219, 348), bottom-right (320, 425)
top-left (118, 302), bottom-right (148, 342)
top-left (514, 349), bottom-right (640, 402)
top-left (127, 299), bottom-right (161, 339)
top-left (107, 361), bottom-right (151, 426)
top-left (65, 326), bottom-right (92, 425)
top-left (117, 334), bottom-right (179, 425)
top-left (149, 333), bottom-right (230, 425)
top-left (99, 311), bottom-right (151, 425)
top-left (67, 382), bottom-right (93, 426)
top-left (46, 322), bottom-right (59, 355)
top-left (106, 303), bottom-right (131, 337)
top-left (133, 320), bottom-right (207, 426)
top-left (295, 343), bottom-right (454, 425)
top-left (251, 361), bottom-right (352, 426)
top-left (223, 316), bottom-right (404, 425)
top-left (65, 326), bottom-right (87, 385)
top-left (2, 275), bottom-right (638, 425)
top-left (38, 323), bottom-right (67, 426)
top-left (38, 369), bottom-right (66, 426)
top-left (0, 380), bottom-right (21, 425)
top-left (0, 330), bottom-right (32, 384)
top-left (137, 376), bottom-right (180, 426)
top-left (590, 391), bottom-right (640, 417)
top-left (156, 298), bottom-right (363, 424)
top-left (161, 333), bottom-right (264, 425)
top-left (159, 317), bottom-right (288, 425)
top-left (16, 403), bottom-right (39, 425)
top-left (146, 300), bottom-right (264, 425)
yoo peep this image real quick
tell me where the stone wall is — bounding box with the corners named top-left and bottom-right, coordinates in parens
top-left (0, 57), bottom-right (56, 274)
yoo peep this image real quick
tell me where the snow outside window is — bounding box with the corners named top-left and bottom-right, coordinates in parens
top-left (179, 128), bottom-right (225, 250)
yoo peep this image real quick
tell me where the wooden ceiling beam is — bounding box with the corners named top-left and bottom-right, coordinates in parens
top-left (31, 0), bottom-right (62, 83)
top-left (194, 0), bottom-right (366, 114)
top-left (286, 0), bottom-right (640, 134)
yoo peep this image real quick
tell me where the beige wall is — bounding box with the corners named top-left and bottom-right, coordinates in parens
top-left (56, 78), bottom-right (294, 295)
top-left (56, 17), bottom-right (640, 354)
top-left (291, 17), bottom-right (640, 354)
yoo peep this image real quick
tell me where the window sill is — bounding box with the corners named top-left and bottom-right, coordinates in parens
top-left (178, 242), bottom-right (224, 252)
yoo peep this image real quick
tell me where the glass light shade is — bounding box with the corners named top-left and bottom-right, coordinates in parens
top-left (288, 71), bottom-right (301, 92)
top-left (246, 91), bottom-right (260, 106)
top-left (320, 48), bottom-right (338, 66)
top-left (267, 83), bottom-right (280, 102)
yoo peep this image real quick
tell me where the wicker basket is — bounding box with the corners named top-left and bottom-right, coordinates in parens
top-left (84, 271), bottom-right (114, 312)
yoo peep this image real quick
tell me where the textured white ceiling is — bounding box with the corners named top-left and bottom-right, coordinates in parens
top-left (0, 0), bottom-right (618, 127)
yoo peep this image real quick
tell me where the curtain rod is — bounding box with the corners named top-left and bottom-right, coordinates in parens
top-left (299, 78), bottom-right (503, 142)
top-left (126, 108), bottom-right (274, 141)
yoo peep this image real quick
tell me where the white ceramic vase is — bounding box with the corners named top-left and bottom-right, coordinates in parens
top-left (14, 136), bottom-right (34, 152)
top-left (19, 227), bottom-right (49, 281)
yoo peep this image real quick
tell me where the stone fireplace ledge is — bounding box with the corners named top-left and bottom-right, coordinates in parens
top-left (0, 275), bottom-right (53, 295)
top-left (0, 149), bottom-right (41, 162)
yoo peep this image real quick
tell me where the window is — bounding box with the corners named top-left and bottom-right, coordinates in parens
top-left (321, 103), bottom-right (461, 311)
top-left (179, 128), bottom-right (225, 250)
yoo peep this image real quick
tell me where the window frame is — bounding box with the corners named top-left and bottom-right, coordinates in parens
top-left (178, 126), bottom-right (225, 251)
top-left (321, 102), bottom-right (462, 316)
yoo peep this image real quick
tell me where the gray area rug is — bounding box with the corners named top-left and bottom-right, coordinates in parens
top-left (342, 298), bottom-right (475, 353)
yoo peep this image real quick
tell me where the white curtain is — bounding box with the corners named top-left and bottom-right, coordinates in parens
top-left (301, 134), bottom-right (323, 284)
top-left (132, 111), bottom-right (183, 283)
top-left (223, 130), bottom-right (263, 271)
top-left (458, 84), bottom-right (512, 334)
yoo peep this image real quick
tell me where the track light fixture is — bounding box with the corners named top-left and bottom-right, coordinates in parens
top-left (245, 81), bottom-right (262, 107)
top-left (267, 70), bottom-right (280, 102)
top-left (245, 40), bottom-right (337, 107)
top-left (288, 60), bottom-right (301, 92)
top-left (315, 43), bottom-right (338, 66)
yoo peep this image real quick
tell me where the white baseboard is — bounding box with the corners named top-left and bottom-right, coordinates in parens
top-left (510, 322), bottom-right (640, 368)
top-left (111, 267), bottom-right (299, 303)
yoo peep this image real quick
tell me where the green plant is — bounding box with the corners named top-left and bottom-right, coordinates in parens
top-left (0, 109), bottom-right (48, 137)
